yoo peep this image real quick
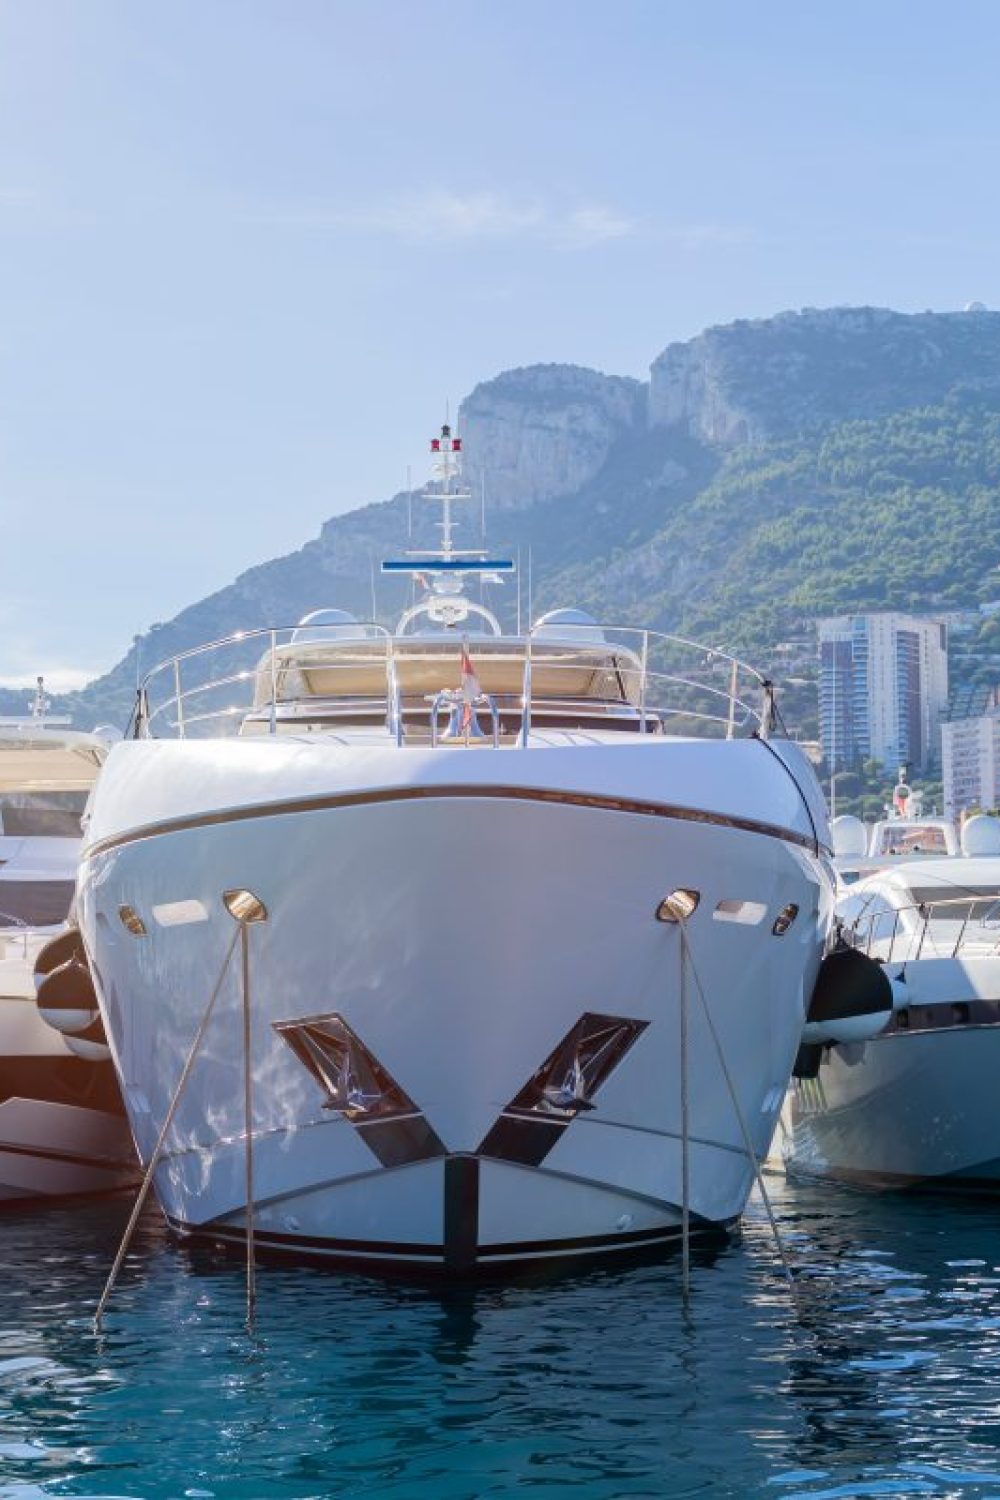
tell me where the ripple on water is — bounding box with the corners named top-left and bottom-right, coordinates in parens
top-left (0, 1188), bottom-right (998, 1496)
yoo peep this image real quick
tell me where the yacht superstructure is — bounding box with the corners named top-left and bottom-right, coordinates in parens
top-left (76, 422), bottom-right (836, 1273)
top-left (831, 772), bottom-right (959, 886)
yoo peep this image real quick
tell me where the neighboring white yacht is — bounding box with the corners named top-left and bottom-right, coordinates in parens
top-left (0, 692), bottom-right (137, 1202)
top-left (784, 812), bottom-right (1000, 1193)
top-left (75, 423), bottom-right (837, 1273)
top-left (830, 771), bottom-right (959, 886)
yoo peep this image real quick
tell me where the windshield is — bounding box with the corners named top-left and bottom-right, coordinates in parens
top-left (0, 791), bottom-right (88, 838)
top-left (874, 825), bottom-right (950, 856)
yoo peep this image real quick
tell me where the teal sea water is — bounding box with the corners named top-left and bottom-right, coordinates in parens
top-left (2, 1181), bottom-right (1000, 1499)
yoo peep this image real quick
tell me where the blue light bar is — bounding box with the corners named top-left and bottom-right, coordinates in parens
top-left (381, 558), bottom-right (515, 574)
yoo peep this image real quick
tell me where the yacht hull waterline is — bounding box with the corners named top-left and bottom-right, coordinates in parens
top-left (79, 735), bottom-right (833, 1272)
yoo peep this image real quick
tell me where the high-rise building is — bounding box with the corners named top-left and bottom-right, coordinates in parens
top-left (942, 696), bottom-right (1000, 819)
top-left (818, 612), bottom-right (948, 771)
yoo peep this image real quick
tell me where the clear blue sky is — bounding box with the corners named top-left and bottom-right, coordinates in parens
top-left (2, 0), bottom-right (999, 685)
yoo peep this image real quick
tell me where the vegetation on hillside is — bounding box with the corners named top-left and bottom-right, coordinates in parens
top-left (9, 383), bottom-right (1000, 744)
top-left (539, 395), bottom-right (1000, 741)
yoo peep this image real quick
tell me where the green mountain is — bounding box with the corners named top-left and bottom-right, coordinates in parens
top-left (12, 305), bottom-right (1000, 737)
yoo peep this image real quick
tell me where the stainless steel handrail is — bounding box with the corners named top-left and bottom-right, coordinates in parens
top-left (135, 621), bottom-right (771, 743)
top-left (846, 892), bottom-right (1000, 963)
top-left (527, 622), bottom-right (769, 688)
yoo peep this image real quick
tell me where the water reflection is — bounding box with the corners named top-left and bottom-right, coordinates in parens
top-left (0, 1183), bottom-right (999, 1496)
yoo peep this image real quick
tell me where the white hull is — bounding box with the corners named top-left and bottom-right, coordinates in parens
top-left (785, 1027), bottom-right (1000, 1192)
top-left (79, 736), bottom-right (831, 1271)
top-left (785, 898), bottom-right (1000, 1192)
top-left (0, 953), bottom-right (137, 1203)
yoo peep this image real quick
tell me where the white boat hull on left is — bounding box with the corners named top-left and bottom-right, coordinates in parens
top-left (0, 947), bottom-right (137, 1203)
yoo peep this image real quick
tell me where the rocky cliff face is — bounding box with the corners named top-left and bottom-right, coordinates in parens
top-left (650, 305), bottom-right (1000, 444)
top-left (459, 364), bottom-right (646, 510)
top-left (16, 303), bottom-right (1000, 731)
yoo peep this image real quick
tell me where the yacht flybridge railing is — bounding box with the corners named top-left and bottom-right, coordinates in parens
top-left (844, 893), bottom-right (1000, 963)
top-left (129, 622), bottom-right (776, 743)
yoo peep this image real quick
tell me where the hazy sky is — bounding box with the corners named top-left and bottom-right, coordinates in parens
top-left (2, 0), bottom-right (1000, 685)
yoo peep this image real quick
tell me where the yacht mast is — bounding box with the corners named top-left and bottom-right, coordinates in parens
top-left (381, 423), bottom-right (514, 633)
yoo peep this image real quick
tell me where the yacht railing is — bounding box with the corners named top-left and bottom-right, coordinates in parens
top-left (128, 622), bottom-right (774, 744)
top-left (844, 893), bottom-right (1000, 963)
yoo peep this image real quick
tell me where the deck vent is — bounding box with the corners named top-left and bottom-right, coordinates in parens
top-left (713, 899), bottom-right (767, 926)
top-left (152, 899), bottom-right (209, 928)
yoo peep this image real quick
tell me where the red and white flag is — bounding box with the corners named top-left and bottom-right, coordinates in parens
top-left (459, 643), bottom-right (480, 733)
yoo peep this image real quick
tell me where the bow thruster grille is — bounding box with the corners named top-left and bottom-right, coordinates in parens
top-left (478, 1011), bottom-right (648, 1167)
top-left (274, 1013), bottom-right (446, 1167)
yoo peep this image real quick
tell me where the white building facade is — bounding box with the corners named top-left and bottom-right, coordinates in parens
top-left (819, 612), bottom-right (949, 772)
top-left (942, 708), bottom-right (1000, 820)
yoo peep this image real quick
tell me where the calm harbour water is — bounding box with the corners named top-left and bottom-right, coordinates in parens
top-left (2, 1181), bottom-right (1000, 1499)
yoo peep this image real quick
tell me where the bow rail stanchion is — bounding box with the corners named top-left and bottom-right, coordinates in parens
top-left (94, 927), bottom-right (242, 1331)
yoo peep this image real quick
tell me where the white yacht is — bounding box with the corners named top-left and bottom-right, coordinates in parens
top-left (0, 695), bottom-right (136, 1202)
top-left (830, 772), bottom-right (960, 886)
top-left (75, 423), bottom-right (837, 1273)
top-left (784, 813), bottom-right (1000, 1193)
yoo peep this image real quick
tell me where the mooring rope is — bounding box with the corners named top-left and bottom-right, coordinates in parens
top-left (240, 923), bottom-right (257, 1331)
top-left (679, 933), bottom-right (691, 1298)
top-left (676, 917), bottom-right (795, 1287)
top-left (93, 927), bottom-right (241, 1331)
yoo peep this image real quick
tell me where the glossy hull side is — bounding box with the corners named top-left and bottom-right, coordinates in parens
top-left (0, 979), bottom-right (137, 1204)
top-left (784, 1028), bottom-right (1000, 1192)
top-left (80, 785), bottom-right (829, 1270)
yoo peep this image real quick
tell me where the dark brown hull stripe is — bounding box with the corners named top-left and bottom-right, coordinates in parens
top-left (83, 782), bottom-right (824, 862)
top-left (167, 1214), bottom-right (723, 1263)
top-left (0, 1138), bottom-right (135, 1172)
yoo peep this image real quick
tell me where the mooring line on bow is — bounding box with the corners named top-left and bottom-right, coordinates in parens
top-left (93, 927), bottom-right (241, 1331)
top-left (679, 932), bottom-right (691, 1298)
top-left (220, 888), bottom-right (269, 1332)
top-left (239, 921), bottom-right (257, 1331)
top-left (676, 917), bottom-right (795, 1288)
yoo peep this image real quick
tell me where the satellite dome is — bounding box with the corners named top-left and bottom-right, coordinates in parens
top-left (831, 814), bottom-right (868, 859)
top-left (532, 608), bottom-right (606, 643)
top-left (960, 814), bottom-right (1000, 857)
top-left (290, 608), bottom-right (373, 644)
